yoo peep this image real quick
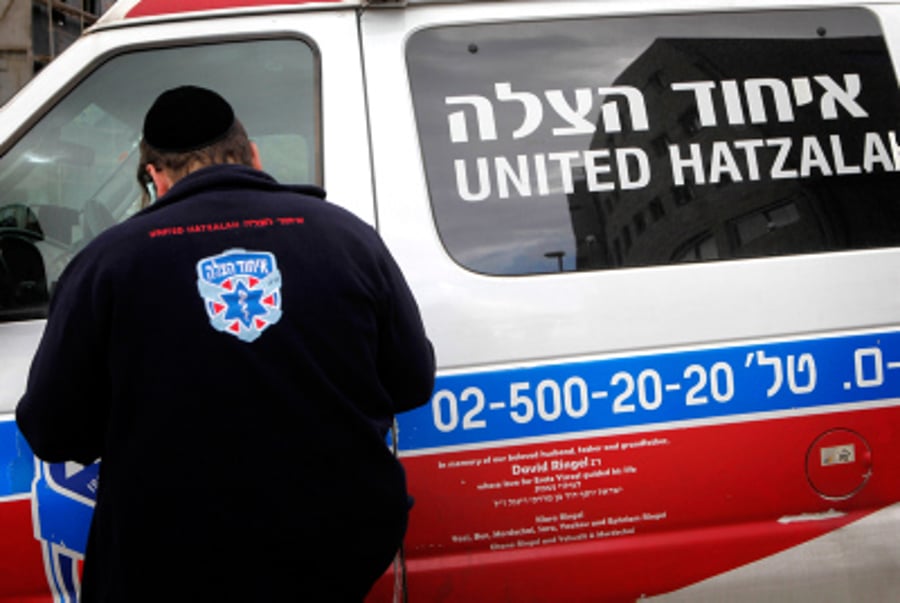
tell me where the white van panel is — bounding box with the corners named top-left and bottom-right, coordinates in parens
top-left (0, 322), bottom-right (43, 414)
top-left (364, 1), bottom-right (900, 369)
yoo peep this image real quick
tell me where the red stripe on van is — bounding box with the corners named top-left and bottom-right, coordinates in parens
top-left (0, 500), bottom-right (51, 601)
top-left (371, 405), bottom-right (900, 601)
top-left (125, 0), bottom-right (342, 18)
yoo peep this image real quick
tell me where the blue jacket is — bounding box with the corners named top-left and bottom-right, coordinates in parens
top-left (17, 164), bottom-right (435, 601)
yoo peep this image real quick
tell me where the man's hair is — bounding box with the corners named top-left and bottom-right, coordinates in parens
top-left (137, 118), bottom-right (255, 194)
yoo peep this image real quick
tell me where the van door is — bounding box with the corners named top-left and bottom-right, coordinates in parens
top-left (0, 9), bottom-right (371, 601)
top-left (363, 2), bottom-right (900, 601)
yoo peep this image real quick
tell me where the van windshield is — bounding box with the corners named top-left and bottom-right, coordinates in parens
top-left (0, 38), bottom-right (319, 321)
top-left (408, 8), bottom-right (900, 275)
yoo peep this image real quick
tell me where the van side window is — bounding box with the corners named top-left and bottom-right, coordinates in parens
top-left (407, 9), bottom-right (900, 275)
top-left (0, 38), bottom-right (318, 321)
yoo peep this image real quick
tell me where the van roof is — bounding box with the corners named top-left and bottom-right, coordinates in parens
top-left (95, 0), bottom-right (880, 28)
top-left (97, 0), bottom-right (363, 24)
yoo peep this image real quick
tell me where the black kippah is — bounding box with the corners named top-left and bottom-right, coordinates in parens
top-left (143, 86), bottom-right (235, 152)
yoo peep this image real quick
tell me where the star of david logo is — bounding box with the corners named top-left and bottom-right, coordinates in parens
top-left (221, 281), bottom-right (267, 328)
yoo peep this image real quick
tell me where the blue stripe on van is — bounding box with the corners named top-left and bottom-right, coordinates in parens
top-left (0, 419), bottom-right (35, 499)
top-left (398, 330), bottom-right (900, 451)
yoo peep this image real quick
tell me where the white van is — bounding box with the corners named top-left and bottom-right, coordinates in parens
top-left (3, 0), bottom-right (900, 600)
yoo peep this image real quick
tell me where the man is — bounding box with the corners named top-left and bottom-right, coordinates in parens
top-left (16, 86), bottom-right (435, 602)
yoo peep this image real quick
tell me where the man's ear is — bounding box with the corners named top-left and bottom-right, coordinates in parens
top-left (250, 142), bottom-right (263, 171)
top-left (146, 164), bottom-right (173, 197)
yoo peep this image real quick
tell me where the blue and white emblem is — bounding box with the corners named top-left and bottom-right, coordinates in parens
top-left (196, 248), bottom-right (283, 343)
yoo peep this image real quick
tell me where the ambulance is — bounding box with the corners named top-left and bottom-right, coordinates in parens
top-left (3, 0), bottom-right (900, 600)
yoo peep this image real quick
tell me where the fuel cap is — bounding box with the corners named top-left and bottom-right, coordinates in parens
top-left (806, 428), bottom-right (872, 500)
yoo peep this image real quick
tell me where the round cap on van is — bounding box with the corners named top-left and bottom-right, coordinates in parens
top-left (143, 85), bottom-right (235, 152)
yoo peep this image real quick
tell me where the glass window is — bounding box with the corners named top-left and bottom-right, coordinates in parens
top-left (407, 9), bottom-right (900, 275)
top-left (0, 38), bottom-right (319, 321)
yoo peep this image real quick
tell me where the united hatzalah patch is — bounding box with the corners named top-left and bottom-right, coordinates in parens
top-left (196, 248), bottom-right (283, 342)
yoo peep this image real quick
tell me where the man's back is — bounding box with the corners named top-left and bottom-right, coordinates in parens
top-left (18, 163), bottom-right (435, 601)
